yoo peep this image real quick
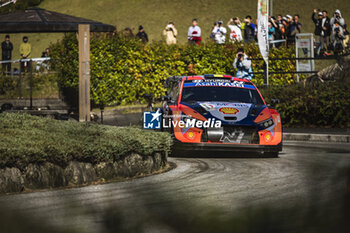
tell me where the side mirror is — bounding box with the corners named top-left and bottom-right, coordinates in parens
top-left (270, 99), bottom-right (280, 107)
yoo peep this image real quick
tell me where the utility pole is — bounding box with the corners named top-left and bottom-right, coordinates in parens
top-left (78, 24), bottom-right (90, 122)
top-left (270, 0), bottom-right (273, 16)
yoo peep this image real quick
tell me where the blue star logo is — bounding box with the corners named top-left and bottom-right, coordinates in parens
top-left (143, 109), bottom-right (162, 129)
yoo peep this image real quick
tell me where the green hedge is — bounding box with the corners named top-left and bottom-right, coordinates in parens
top-left (0, 113), bottom-right (172, 170)
top-left (261, 81), bottom-right (350, 128)
top-left (50, 33), bottom-right (297, 107)
top-left (0, 73), bottom-right (58, 99)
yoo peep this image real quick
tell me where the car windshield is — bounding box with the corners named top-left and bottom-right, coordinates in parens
top-left (181, 86), bottom-right (265, 105)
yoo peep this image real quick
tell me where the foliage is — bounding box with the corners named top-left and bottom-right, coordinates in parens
top-left (0, 73), bottom-right (58, 99)
top-left (261, 81), bottom-right (350, 128)
top-left (50, 34), bottom-right (297, 107)
top-left (0, 113), bottom-right (172, 170)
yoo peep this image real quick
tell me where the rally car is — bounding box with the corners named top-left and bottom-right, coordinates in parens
top-left (161, 74), bottom-right (282, 157)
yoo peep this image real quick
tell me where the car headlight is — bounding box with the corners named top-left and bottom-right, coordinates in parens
top-left (258, 117), bottom-right (274, 129)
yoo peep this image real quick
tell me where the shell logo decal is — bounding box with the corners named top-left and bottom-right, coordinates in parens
top-left (265, 133), bottom-right (272, 142)
top-left (219, 107), bottom-right (240, 115)
top-left (187, 130), bottom-right (195, 139)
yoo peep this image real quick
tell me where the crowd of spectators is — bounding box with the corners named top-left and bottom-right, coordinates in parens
top-left (312, 9), bottom-right (349, 55)
top-left (1, 35), bottom-right (51, 75)
top-left (2, 9), bottom-right (348, 76)
top-left (120, 9), bottom-right (348, 56)
top-left (1, 35), bottom-right (32, 75)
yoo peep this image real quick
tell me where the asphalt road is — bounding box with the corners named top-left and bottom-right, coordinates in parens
top-left (1, 142), bottom-right (350, 233)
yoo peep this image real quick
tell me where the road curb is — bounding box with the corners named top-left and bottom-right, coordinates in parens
top-left (283, 133), bottom-right (350, 143)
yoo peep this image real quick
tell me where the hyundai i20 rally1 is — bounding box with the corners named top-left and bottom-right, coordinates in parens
top-left (161, 74), bottom-right (282, 157)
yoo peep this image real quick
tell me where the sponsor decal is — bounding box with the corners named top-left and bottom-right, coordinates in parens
top-left (183, 80), bottom-right (256, 89)
top-left (197, 102), bottom-right (252, 122)
top-left (265, 132), bottom-right (272, 142)
top-left (219, 107), bottom-right (240, 115)
top-left (200, 103), bottom-right (215, 111)
top-left (187, 130), bottom-right (195, 139)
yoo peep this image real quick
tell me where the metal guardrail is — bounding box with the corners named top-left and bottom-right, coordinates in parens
top-left (0, 57), bottom-right (50, 64)
top-left (255, 39), bottom-right (286, 45)
top-left (250, 55), bottom-right (348, 61)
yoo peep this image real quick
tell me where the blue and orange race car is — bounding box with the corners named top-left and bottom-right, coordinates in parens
top-left (161, 74), bottom-right (282, 157)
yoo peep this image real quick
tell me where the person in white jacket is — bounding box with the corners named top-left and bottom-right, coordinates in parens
top-left (227, 17), bottom-right (243, 42)
top-left (188, 19), bottom-right (202, 45)
top-left (330, 9), bottom-right (346, 42)
top-left (212, 21), bottom-right (227, 44)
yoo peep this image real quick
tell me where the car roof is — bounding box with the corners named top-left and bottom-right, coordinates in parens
top-left (183, 74), bottom-right (253, 83)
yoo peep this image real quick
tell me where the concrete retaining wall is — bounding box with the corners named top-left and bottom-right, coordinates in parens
top-left (283, 133), bottom-right (350, 143)
top-left (0, 152), bottom-right (167, 194)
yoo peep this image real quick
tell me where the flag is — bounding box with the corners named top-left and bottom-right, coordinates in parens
top-left (257, 0), bottom-right (269, 64)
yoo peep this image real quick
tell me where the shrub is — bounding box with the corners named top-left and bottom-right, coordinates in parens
top-left (0, 73), bottom-right (58, 99)
top-left (0, 113), bottom-right (172, 170)
top-left (50, 34), bottom-right (297, 107)
top-left (261, 81), bottom-right (350, 128)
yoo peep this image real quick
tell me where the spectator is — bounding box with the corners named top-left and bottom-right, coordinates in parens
top-left (188, 18), bottom-right (202, 45)
top-left (279, 17), bottom-right (288, 39)
top-left (287, 14), bottom-right (302, 45)
top-left (267, 22), bottom-right (276, 47)
top-left (312, 9), bottom-right (325, 55)
top-left (20, 36), bottom-right (31, 73)
top-left (227, 17), bottom-right (243, 42)
top-left (312, 10), bottom-right (323, 36)
top-left (268, 21), bottom-right (275, 40)
top-left (36, 48), bottom-right (50, 71)
top-left (163, 22), bottom-right (178, 45)
top-left (243, 15), bottom-right (256, 43)
top-left (209, 21), bottom-right (217, 41)
top-left (233, 48), bottom-right (253, 80)
top-left (270, 17), bottom-right (283, 47)
top-left (330, 10), bottom-right (345, 42)
top-left (136, 25), bottom-right (149, 43)
top-left (1, 35), bottom-right (13, 75)
top-left (276, 14), bottom-right (283, 25)
top-left (333, 27), bottom-right (345, 54)
top-left (212, 21), bottom-right (227, 44)
top-left (285, 14), bottom-right (293, 28)
top-left (321, 10), bottom-right (332, 52)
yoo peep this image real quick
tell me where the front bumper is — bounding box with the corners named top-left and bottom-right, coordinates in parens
top-left (172, 140), bottom-right (282, 157)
